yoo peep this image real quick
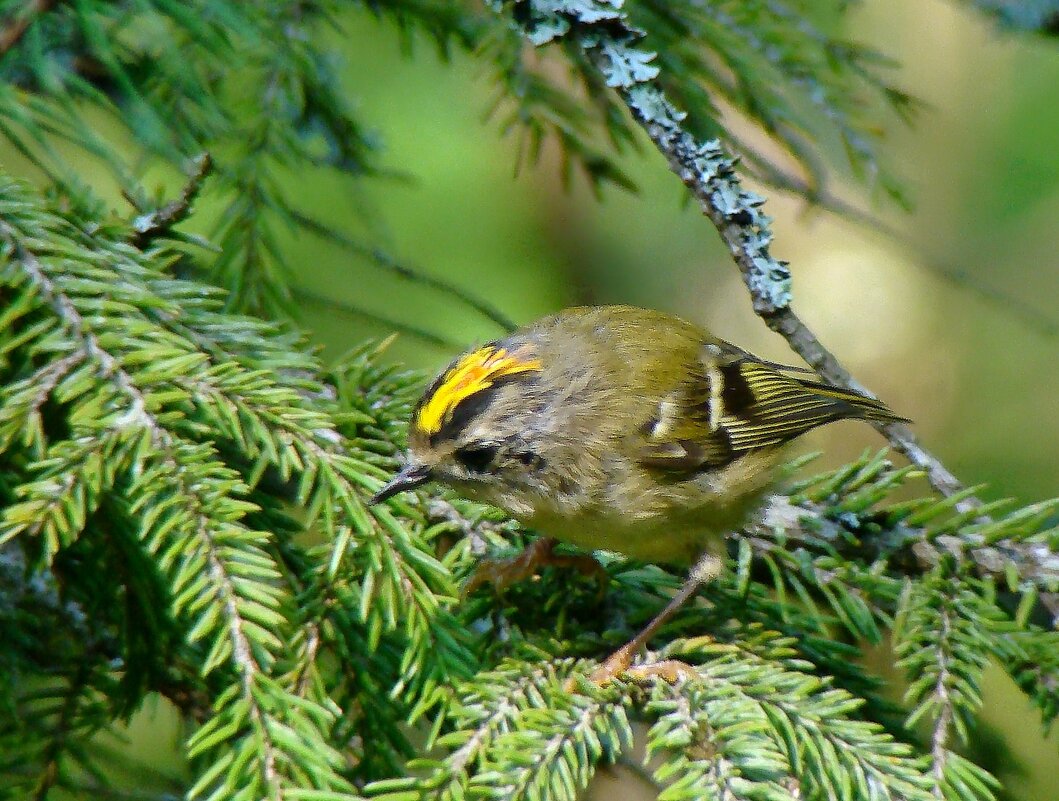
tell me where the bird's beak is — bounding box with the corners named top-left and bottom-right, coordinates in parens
top-left (369, 462), bottom-right (433, 505)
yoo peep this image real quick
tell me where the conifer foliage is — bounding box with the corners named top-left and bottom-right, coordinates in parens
top-left (0, 1), bottom-right (1056, 800)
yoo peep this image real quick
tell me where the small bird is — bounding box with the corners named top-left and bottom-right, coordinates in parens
top-left (371, 305), bottom-right (905, 683)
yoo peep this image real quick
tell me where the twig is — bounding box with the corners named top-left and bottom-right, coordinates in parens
top-left (498, 1), bottom-right (974, 507)
top-left (929, 601), bottom-right (954, 798)
top-left (127, 153), bottom-right (213, 249)
top-left (292, 286), bottom-right (464, 349)
top-left (287, 208), bottom-right (518, 334)
top-left (0, 0), bottom-right (58, 56)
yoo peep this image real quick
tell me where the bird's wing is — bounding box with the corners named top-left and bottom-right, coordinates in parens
top-left (633, 340), bottom-right (906, 475)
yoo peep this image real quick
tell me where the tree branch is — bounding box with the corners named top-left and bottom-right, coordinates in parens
top-left (127, 153), bottom-right (213, 249)
top-left (1, 217), bottom-right (288, 800)
top-left (746, 495), bottom-right (1059, 625)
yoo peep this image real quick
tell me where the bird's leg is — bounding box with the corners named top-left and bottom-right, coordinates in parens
top-left (462, 537), bottom-right (606, 597)
top-left (586, 551), bottom-right (723, 686)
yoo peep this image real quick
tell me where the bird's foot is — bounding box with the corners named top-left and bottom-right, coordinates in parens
top-left (568, 549), bottom-right (724, 691)
top-left (462, 537), bottom-right (606, 597)
top-left (585, 641), bottom-right (698, 687)
top-left (624, 660), bottom-right (698, 684)
top-left (585, 642), bottom-right (637, 686)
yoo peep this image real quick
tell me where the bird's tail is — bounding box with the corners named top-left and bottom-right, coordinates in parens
top-left (793, 377), bottom-right (909, 425)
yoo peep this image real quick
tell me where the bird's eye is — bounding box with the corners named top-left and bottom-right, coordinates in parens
top-left (454, 445), bottom-right (498, 473)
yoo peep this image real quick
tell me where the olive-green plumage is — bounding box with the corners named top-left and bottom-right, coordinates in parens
top-left (374, 305), bottom-right (904, 565)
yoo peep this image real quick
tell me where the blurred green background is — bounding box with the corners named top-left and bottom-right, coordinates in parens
top-left (15, 0), bottom-right (1058, 797)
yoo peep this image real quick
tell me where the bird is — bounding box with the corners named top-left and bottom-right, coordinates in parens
top-left (371, 305), bottom-right (905, 683)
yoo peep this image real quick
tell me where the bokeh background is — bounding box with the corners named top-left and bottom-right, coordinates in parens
top-left (22, 0), bottom-right (1058, 797)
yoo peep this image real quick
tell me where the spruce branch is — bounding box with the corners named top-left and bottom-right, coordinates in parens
top-left (410, 629), bottom-right (933, 801)
top-left (0, 179), bottom-right (381, 799)
top-left (409, 662), bottom-right (558, 800)
top-left (488, 692), bottom-right (619, 801)
top-left (2, 214), bottom-right (292, 801)
top-left (893, 576), bottom-right (970, 801)
top-left (644, 680), bottom-right (798, 801)
top-left (892, 573), bottom-right (998, 801)
top-left (744, 483), bottom-right (1059, 629)
top-left (652, 633), bottom-right (936, 801)
top-left (372, 661), bottom-right (633, 801)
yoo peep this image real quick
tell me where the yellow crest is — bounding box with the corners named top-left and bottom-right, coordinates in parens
top-left (415, 345), bottom-right (542, 436)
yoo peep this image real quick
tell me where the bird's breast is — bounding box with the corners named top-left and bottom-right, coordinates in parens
top-left (515, 449), bottom-right (778, 564)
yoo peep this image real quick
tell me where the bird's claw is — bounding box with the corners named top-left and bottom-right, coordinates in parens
top-left (563, 646), bottom-right (698, 692)
top-left (462, 538), bottom-right (606, 598)
top-left (623, 660), bottom-right (698, 684)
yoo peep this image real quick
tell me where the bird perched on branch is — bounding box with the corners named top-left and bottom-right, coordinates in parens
top-left (371, 305), bottom-right (905, 683)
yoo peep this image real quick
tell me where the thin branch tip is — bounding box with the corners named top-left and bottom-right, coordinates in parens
top-left (128, 152), bottom-right (214, 249)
